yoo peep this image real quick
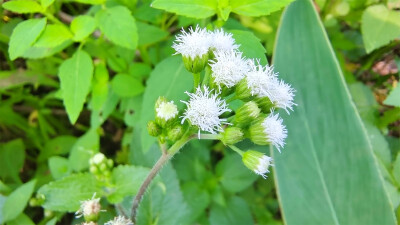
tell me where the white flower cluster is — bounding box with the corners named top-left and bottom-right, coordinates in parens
top-left (75, 193), bottom-right (102, 219)
top-left (105, 216), bottom-right (134, 225)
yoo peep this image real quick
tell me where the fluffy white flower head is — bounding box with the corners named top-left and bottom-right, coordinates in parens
top-left (172, 25), bottom-right (210, 59)
top-left (181, 86), bottom-right (231, 136)
top-left (105, 216), bottom-right (133, 225)
top-left (255, 155), bottom-right (273, 178)
top-left (75, 193), bottom-right (101, 218)
top-left (245, 60), bottom-right (278, 97)
top-left (209, 29), bottom-right (239, 52)
top-left (268, 79), bottom-right (296, 114)
top-left (209, 50), bottom-right (249, 88)
top-left (262, 113), bottom-right (287, 151)
top-left (156, 101), bottom-right (178, 121)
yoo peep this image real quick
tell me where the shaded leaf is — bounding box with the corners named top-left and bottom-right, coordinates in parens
top-left (230, 0), bottom-right (294, 17)
top-left (2, 180), bottom-right (36, 222)
top-left (151, 0), bottom-right (217, 19)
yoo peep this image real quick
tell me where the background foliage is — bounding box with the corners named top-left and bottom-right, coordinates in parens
top-left (0, 0), bottom-right (399, 224)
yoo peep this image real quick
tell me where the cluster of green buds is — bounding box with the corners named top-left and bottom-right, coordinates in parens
top-left (147, 96), bottom-right (184, 143)
top-left (146, 25), bottom-right (296, 178)
top-left (89, 153), bottom-right (113, 180)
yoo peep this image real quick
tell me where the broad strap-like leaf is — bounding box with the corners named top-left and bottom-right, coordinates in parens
top-left (272, 0), bottom-right (396, 224)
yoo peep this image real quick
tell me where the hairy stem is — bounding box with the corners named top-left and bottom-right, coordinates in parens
top-left (131, 134), bottom-right (194, 222)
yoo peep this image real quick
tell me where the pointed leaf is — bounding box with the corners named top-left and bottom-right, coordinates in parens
top-left (272, 1), bottom-right (396, 224)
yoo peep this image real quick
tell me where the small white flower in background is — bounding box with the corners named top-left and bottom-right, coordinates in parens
top-left (90, 153), bottom-right (105, 165)
top-left (82, 222), bottom-right (97, 225)
top-left (105, 215), bottom-right (134, 225)
top-left (156, 101), bottom-right (178, 121)
top-left (245, 60), bottom-right (278, 97)
top-left (75, 193), bottom-right (102, 219)
top-left (172, 25), bottom-right (210, 60)
top-left (181, 86), bottom-right (231, 137)
top-left (209, 28), bottom-right (239, 52)
top-left (242, 150), bottom-right (273, 178)
top-left (262, 113), bottom-right (287, 150)
top-left (209, 50), bottom-right (249, 88)
top-left (267, 79), bottom-right (296, 114)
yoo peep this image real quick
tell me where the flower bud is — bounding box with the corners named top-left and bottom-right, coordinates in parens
top-left (235, 79), bottom-right (252, 100)
top-left (255, 97), bottom-right (274, 113)
top-left (90, 153), bottom-right (106, 166)
top-left (182, 54), bottom-right (208, 73)
top-left (75, 194), bottom-right (102, 222)
top-left (105, 216), bottom-right (134, 225)
top-left (234, 101), bottom-right (260, 126)
top-left (248, 113), bottom-right (287, 151)
top-left (167, 124), bottom-right (184, 142)
top-left (147, 120), bottom-right (161, 137)
top-left (155, 96), bottom-right (168, 110)
top-left (155, 100), bottom-right (179, 127)
top-left (220, 127), bottom-right (244, 145)
top-left (242, 150), bottom-right (273, 178)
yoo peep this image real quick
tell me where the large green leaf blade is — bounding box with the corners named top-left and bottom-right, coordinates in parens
top-left (230, 0), bottom-right (294, 17)
top-left (151, 0), bottom-right (217, 19)
top-left (272, 1), bottom-right (396, 224)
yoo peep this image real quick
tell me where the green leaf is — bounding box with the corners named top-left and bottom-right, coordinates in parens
top-left (361, 5), bottom-right (400, 53)
top-left (38, 173), bottom-right (101, 212)
top-left (48, 156), bottom-right (70, 179)
top-left (137, 21), bottom-right (169, 46)
top-left (38, 135), bottom-right (76, 162)
top-left (8, 18), bottom-right (46, 60)
top-left (231, 30), bottom-right (267, 65)
top-left (0, 195), bottom-right (7, 224)
top-left (107, 165), bottom-right (149, 203)
top-left (124, 95), bottom-right (143, 127)
top-left (182, 182), bottom-right (210, 223)
top-left (41, 0), bottom-right (55, 8)
top-left (136, 164), bottom-right (190, 225)
top-left (68, 129), bottom-right (99, 172)
top-left (68, 0), bottom-right (105, 4)
top-left (384, 85), bottom-right (400, 107)
top-left (111, 74), bottom-right (144, 98)
top-left (7, 213), bottom-right (34, 225)
top-left (151, 0), bottom-right (217, 19)
top-left (96, 6), bottom-right (138, 50)
top-left (70, 15), bottom-right (96, 41)
top-left (272, 1), bottom-right (396, 224)
top-left (34, 24), bottom-right (73, 48)
top-left (59, 49), bottom-right (93, 124)
top-left (22, 40), bottom-right (72, 59)
top-left (393, 153), bottom-right (400, 185)
top-left (2, 0), bottom-right (43, 14)
top-left (209, 196), bottom-right (253, 225)
top-left (90, 89), bottom-right (120, 128)
top-left (230, 0), bottom-right (294, 17)
top-left (0, 139), bottom-right (25, 183)
top-left (91, 63), bottom-right (109, 111)
top-left (2, 180), bottom-right (36, 222)
top-left (216, 153), bottom-right (257, 193)
top-left (140, 56), bottom-right (192, 152)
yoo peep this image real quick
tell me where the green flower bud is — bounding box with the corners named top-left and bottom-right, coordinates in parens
top-left (242, 150), bottom-right (273, 178)
top-left (220, 127), bottom-right (244, 145)
top-left (255, 97), bottom-right (274, 113)
top-left (107, 159), bottom-right (114, 168)
top-left (147, 120), bottom-right (161, 137)
top-left (90, 165), bottom-right (98, 174)
top-left (182, 54), bottom-right (208, 73)
top-left (167, 124), bottom-right (184, 142)
top-left (90, 153), bottom-right (106, 166)
top-left (155, 100), bottom-right (179, 128)
top-left (155, 96), bottom-right (168, 111)
top-left (235, 79), bottom-right (252, 100)
top-left (235, 101), bottom-right (260, 126)
top-left (99, 163), bottom-right (107, 172)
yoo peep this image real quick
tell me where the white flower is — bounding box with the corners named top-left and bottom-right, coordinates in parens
top-left (156, 101), bottom-right (178, 121)
top-left (75, 193), bottom-right (101, 218)
top-left (245, 60), bottom-right (278, 97)
top-left (255, 155), bottom-right (273, 178)
top-left (181, 86), bottom-right (231, 136)
top-left (209, 50), bottom-right (249, 88)
top-left (262, 113), bottom-right (287, 151)
top-left (105, 216), bottom-right (133, 225)
top-left (209, 28), bottom-right (239, 52)
top-left (90, 153), bottom-right (105, 165)
top-left (267, 79), bottom-right (296, 114)
top-left (242, 150), bottom-right (273, 179)
top-left (172, 25), bottom-right (210, 59)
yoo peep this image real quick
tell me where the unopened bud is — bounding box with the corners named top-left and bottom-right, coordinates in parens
top-left (242, 150), bottom-right (273, 178)
top-left (235, 101), bottom-right (260, 126)
top-left (255, 97), bottom-right (274, 113)
top-left (147, 120), bottom-right (161, 137)
top-left (182, 54), bottom-right (208, 73)
top-left (167, 124), bottom-right (184, 142)
top-left (220, 127), bottom-right (244, 145)
top-left (235, 79), bottom-right (252, 100)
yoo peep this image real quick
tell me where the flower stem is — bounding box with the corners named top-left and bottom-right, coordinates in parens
top-left (131, 133), bottom-right (194, 222)
top-left (229, 145), bottom-right (244, 156)
top-left (199, 133), bottom-right (219, 140)
top-left (193, 73), bottom-right (201, 88)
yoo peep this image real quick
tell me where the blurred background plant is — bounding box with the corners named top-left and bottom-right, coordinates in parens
top-left (0, 0), bottom-right (399, 224)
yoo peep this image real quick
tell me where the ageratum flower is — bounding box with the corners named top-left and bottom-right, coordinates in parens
top-left (209, 28), bottom-right (239, 52)
top-left (249, 113), bottom-right (287, 151)
top-left (75, 193), bottom-right (102, 221)
top-left (105, 216), bottom-right (134, 225)
top-left (181, 86), bottom-right (231, 137)
top-left (156, 101), bottom-right (178, 121)
top-left (172, 25), bottom-right (210, 60)
top-left (242, 150), bottom-right (273, 178)
top-left (267, 79), bottom-right (296, 114)
top-left (209, 50), bottom-right (249, 88)
top-left (245, 60), bottom-right (278, 97)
